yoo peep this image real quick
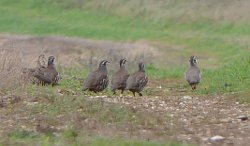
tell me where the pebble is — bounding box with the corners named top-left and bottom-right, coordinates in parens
top-left (220, 118), bottom-right (232, 123)
top-left (237, 116), bottom-right (248, 121)
top-left (209, 135), bottom-right (225, 142)
top-left (183, 96), bottom-right (192, 100)
top-left (156, 86), bottom-right (162, 89)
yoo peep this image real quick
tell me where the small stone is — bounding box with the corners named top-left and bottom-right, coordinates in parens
top-left (237, 116), bottom-right (248, 121)
top-left (183, 96), bottom-right (192, 100)
top-left (220, 118), bottom-right (232, 123)
top-left (179, 102), bottom-right (185, 107)
top-left (184, 127), bottom-right (195, 134)
top-left (209, 135), bottom-right (225, 142)
top-left (156, 86), bottom-right (162, 89)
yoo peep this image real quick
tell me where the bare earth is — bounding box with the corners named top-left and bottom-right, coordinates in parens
top-left (0, 34), bottom-right (249, 146)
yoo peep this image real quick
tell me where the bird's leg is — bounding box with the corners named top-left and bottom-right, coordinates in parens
top-left (191, 85), bottom-right (196, 90)
top-left (115, 91), bottom-right (121, 102)
top-left (138, 92), bottom-right (143, 96)
top-left (133, 92), bottom-right (135, 97)
top-left (120, 89), bottom-right (124, 103)
top-left (112, 90), bottom-right (119, 102)
top-left (113, 90), bottom-right (119, 102)
top-left (113, 91), bottom-right (119, 102)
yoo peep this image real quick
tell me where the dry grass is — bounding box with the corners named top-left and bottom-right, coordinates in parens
top-left (0, 34), bottom-right (161, 71)
top-left (0, 49), bottom-right (24, 90)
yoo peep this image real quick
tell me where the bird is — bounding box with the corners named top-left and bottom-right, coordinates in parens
top-left (36, 54), bottom-right (46, 68)
top-left (22, 54), bottom-right (46, 80)
top-left (83, 60), bottom-right (110, 93)
top-left (185, 56), bottom-right (201, 90)
top-left (111, 59), bottom-right (130, 95)
top-left (33, 56), bottom-right (61, 85)
top-left (125, 62), bottom-right (148, 97)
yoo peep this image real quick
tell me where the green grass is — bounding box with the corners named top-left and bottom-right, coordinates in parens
top-left (147, 64), bottom-right (185, 79)
top-left (90, 137), bottom-right (189, 146)
top-left (0, 0), bottom-right (163, 40)
top-left (200, 56), bottom-right (250, 94)
top-left (147, 56), bottom-right (250, 95)
top-left (5, 129), bottom-right (189, 146)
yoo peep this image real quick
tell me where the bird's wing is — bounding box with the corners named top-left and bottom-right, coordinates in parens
top-left (84, 71), bottom-right (108, 88)
top-left (111, 71), bottom-right (129, 88)
top-left (125, 72), bottom-right (137, 89)
top-left (34, 71), bottom-right (53, 83)
top-left (34, 68), bottom-right (58, 83)
top-left (135, 72), bottom-right (148, 88)
top-left (126, 72), bottom-right (147, 89)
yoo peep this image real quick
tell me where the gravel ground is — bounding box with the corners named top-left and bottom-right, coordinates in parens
top-left (87, 93), bottom-right (250, 146)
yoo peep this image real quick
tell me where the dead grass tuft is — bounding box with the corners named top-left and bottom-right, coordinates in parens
top-left (0, 49), bottom-right (25, 90)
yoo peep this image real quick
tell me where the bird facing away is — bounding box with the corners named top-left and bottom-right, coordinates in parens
top-left (22, 54), bottom-right (47, 83)
top-left (111, 59), bottom-right (130, 95)
top-left (83, 60), bottom-right (110, 93)
top-left (125, 62), bottom-right (148, 97)
top-left (185, 56), bottom-right (201, 90)
top-left (33, 56), bottom-right (61, 85)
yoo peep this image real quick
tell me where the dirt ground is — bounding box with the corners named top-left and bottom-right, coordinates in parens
top-left (0, 34), bottom-right (249, 146)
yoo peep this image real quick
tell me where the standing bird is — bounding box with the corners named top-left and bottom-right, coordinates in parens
top-left (125, 62), bottom-right (148, 97)
top-left (111, 59), bottom-right (130, 95)
top-left (83, 60), bottom-right (110, 93)
top-left (33, 56), bottom-right (61, 86)
top-left (185, 56), bottom-right (201, 90)
top-left (22, 54), bottom-right (46, 83)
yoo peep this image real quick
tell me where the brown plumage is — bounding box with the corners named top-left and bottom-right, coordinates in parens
top-left (125, 62), bottom-right (148, 97)
top-left (33, 56), bottom-right (60, 85)
top-left (111, 59), bottom-right (129, 95)
top-left (37, 54), bottom-right (46, 68)
top-left (83, 60), bottom-right (109, 93)
top-left (185, 56), bottom-right (201, 90)
top-left (22, 54), bottom-right (46, 79)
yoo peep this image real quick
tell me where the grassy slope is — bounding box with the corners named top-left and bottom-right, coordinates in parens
top-left (0, 0), bottom-right (250, 145)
